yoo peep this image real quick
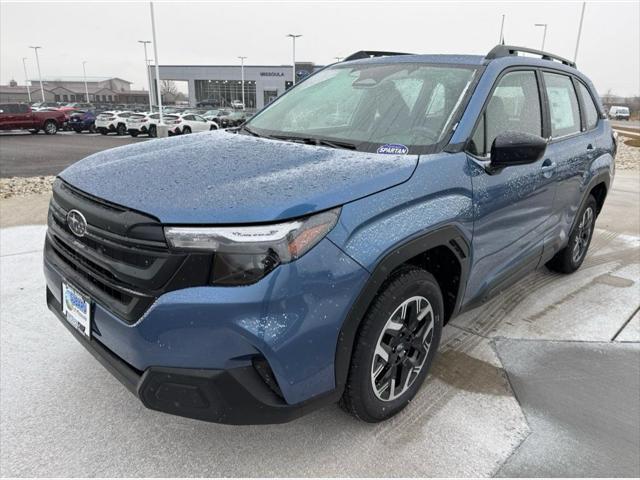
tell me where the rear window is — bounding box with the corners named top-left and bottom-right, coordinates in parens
top-left (543, 72), bottom-right (581, 138)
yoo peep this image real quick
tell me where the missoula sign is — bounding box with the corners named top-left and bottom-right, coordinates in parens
top-left (259, 72), bottom-right (285, 77)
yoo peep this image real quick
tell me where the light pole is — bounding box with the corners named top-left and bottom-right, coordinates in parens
top-left (82, 61), bottom-right (89, 102)
top-left (286, 34), bottom-right (302, 85)
top-left (574, 2), bottom-right (586, 63)
top-left (21, 57), bottom-right (31, 102)
top-left (29, 46), bottom-right (45, 102)
top-left (149, 1), bottom-right (165, 133)
top-left (534, 23), bottom-right (548, 51)
top-left (138, 40), bottom-right (153, 112)
top-left (499, 14), bottom-right (506, 44)
top-left (238, 56), bottom-right (247, 109)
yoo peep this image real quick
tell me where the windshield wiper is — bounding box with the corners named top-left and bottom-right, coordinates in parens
top-left (271, 135), bottom-right (358, 151)
top-left (238, 125), bottom-right (263, 137)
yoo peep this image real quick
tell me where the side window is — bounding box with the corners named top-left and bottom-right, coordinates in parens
top-left (577, 82), bottom-right (599, 130)
top-left (18, 104), bottom-right (30, 113)
top-left (469, 70), bottom-right (542, 157)
top-left (543, 72), bottom-right (581, 138)
top-left (183, 115), bottom-right (195, 121)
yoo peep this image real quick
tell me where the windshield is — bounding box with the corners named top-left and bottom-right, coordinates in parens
top-left (247, 62), bottom-right (476, 153)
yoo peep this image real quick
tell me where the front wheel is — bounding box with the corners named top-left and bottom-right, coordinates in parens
top-left (547, 195), bottom-right (597, 273)
top-left (116, 123), bottom-right (127, 136)
top-left (340, 267), bottom-right (443, 422)
top-left (43, 120), bottom-right (58, 135)
top-left (182, 126), bottom-right (191, 134)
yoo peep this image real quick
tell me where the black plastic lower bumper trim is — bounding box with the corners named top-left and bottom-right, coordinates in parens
top-left (46, 287), bottom-right (339, 424)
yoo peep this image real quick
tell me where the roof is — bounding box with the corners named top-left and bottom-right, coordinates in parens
top-left (0, 85), bottom-right (50, 94)
top-left (29, 76), bottom-right (132, 84)
top-left (342, 54), bottom-right (485, 66)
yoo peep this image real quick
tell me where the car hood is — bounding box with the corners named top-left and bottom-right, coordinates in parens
top-left (59, 131), bottom-right (418, 224)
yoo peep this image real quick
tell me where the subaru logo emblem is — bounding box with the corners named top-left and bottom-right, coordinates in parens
top-left (66, 210), bottom-right (87, 237)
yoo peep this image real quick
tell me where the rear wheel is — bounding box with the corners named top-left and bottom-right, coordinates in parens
top-left (341, 267), bottom-right (443, 422)
top-left (182, 126), bottom-right (192, 134)
top-left (43, 120), bottom-right (58, 135)
top-left (116, 123), bottom-right (127, 136)
top-left (547, 195), bottom-right (597, 273)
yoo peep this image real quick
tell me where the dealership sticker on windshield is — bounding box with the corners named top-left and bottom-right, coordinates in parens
top-left (377, 144), bottom-right (409, 155)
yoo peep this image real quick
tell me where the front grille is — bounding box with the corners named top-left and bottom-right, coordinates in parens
top-left (45, 178), bottom-right (213, 323)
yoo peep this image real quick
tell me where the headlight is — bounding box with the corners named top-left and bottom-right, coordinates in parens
top-left (164, 208), bottom-right (340, 286)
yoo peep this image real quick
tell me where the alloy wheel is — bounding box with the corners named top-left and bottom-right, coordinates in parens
top-left (572, 206), bottom-right (594, 263)
top-left (371, 295), bottom-right (435, 401)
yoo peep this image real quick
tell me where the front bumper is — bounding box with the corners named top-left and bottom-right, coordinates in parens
top-left (44, 232), bottom-right (369, 422)
top-left (47, 288), bottom-right (338, 424)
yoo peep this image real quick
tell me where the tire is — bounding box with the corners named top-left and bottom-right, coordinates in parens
top-left (116, 123), bottom-right (127, 136)
top-left (209, 124), bottom-right (218, 130)
top-left (340, 267), bottom-right (444, 422)
top-left (43, 120), bottom-right (58, 135)
top-left (98, 128), bottom-right (108, 135)
top-left (29, 129), bottom-right (39, 134)
top-left (130, 131), bottom-right (139, 137)
top-left (74, 129), bottom-right (82, 134)
top-left (182, 126), bottom-right (191, 134)
top-left (149, 125), bottom-right (157, 137)
top-left (547, 195), bottom-right (597, 274)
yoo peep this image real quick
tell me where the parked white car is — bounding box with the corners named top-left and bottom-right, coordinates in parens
top-left (231, 100), bottom-right (245, 110)
top-left (126, 112), bottom-right (154, 137)
top-left (95, 111), bottom-right (134, 135)
top-left (166, 113), bottom-right (218, 135)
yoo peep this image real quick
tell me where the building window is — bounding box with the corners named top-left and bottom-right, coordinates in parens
top-left (54, 94), bottom-right (60, 102)
top-left (62, 94), bottom-right (68, 102)
top-left (194, 80), bottom-right (257, 108)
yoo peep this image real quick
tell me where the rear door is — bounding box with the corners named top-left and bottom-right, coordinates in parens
top-left (539, 71), bottom-right (598, 260)
top-left (464, 69), bottom-right (557, 304)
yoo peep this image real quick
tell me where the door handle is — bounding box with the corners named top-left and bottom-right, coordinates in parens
top-left (541, 159), bottom-right (557, 178)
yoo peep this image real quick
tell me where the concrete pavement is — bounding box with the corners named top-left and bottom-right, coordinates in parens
top-left (0, 171), bottom-right (638, 477)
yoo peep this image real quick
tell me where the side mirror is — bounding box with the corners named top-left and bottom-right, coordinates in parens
top-left (490, 131), bottom-right (547, 168)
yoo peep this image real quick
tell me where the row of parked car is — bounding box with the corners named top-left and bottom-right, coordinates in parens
top-left (70, 108), bottom-right (254, 137)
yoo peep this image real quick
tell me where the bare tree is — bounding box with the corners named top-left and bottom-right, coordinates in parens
top-left (161, 80), bottom-right (179, 96)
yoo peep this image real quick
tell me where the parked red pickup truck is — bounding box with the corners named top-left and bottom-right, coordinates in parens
top-left (0, 103), bottom-right (66, 134)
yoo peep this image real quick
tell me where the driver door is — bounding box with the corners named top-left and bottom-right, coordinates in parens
top-left (463, 69), bottom-right (557, 305)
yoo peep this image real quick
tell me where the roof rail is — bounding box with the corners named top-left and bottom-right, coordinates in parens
top-left (485, 45), bottom-right (576, 68)
top-left (342, 50), bottom-right (413, 62)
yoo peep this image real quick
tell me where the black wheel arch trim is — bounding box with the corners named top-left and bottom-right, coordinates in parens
top-left (334, 224), bottom-right (470, 393)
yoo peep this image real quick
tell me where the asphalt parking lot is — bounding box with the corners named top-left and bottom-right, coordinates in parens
top-left (0, 131), bottom-right (147, 177)
top-left (1, 164), bottom-right (638, 476)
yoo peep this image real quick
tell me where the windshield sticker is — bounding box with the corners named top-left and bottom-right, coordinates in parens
top-left (377, 144), bottom-right (409, 155)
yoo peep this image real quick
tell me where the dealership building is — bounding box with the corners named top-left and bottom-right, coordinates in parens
top-left (149, 62), bottom-right (322, 109)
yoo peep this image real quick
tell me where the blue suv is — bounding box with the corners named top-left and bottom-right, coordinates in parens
top-left (44, 46), bottom-right (615, 424)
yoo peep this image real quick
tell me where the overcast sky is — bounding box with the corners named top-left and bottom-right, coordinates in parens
top-left (1, 1), bottom-right (639, 96)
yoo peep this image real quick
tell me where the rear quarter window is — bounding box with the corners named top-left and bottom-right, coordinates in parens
top-left (577, 82), bottom-right (599, 130)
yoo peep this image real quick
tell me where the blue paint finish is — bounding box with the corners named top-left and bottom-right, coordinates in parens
top-left (46, 50), bottom-right (616, 417)
top-left (60, 131), bottom-right (417, 224)
top-left (45, 238), bottom-right (369, 405)
top-left (329, 152), bottom-right (474, 272)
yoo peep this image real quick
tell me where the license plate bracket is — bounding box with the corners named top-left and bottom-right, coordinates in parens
top-left (62, 282), bottom-right (92, 338)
